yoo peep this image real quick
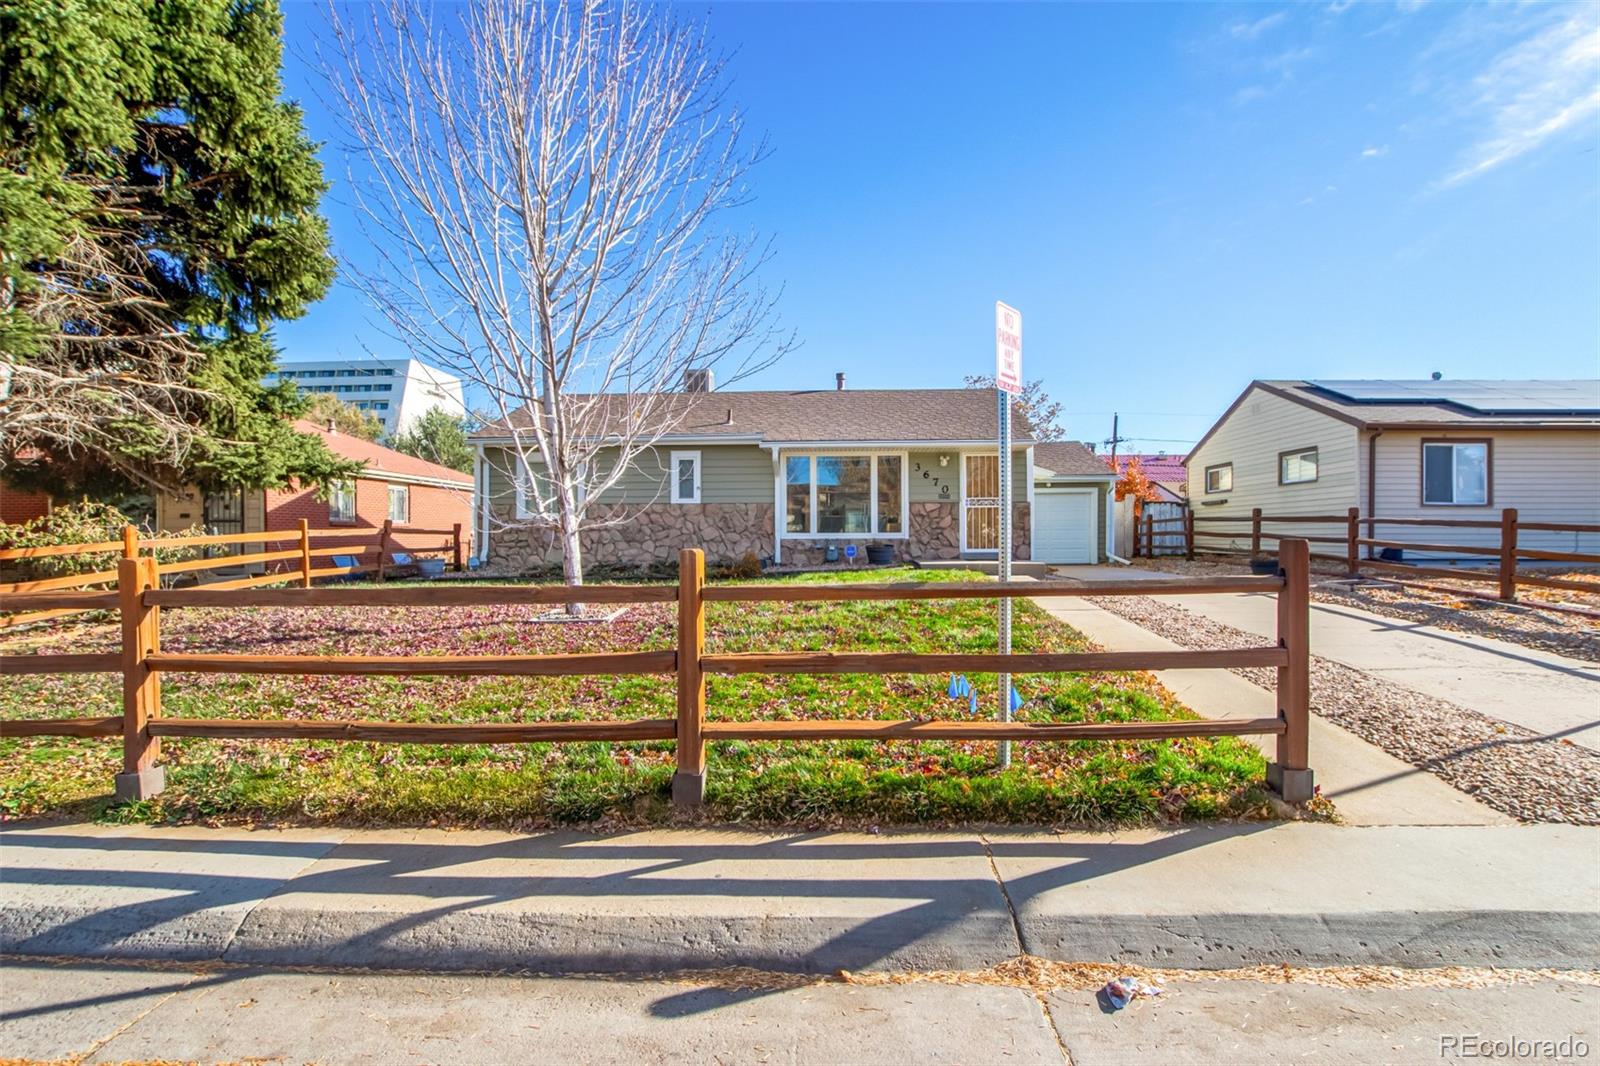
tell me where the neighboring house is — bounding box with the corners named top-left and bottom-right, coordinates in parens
top-left (472, 386), bottom-right (1117, 569)
top-left (0, 483), bottom-right (52, 525)
top-left (1032, 442), bottom-right (1116, 565)
top-left (156, 420), bottom-right (474, 557)
top-left (1184, 379), bottom-right (1600, 557)
top-left (264, 358), bottom-right (467, 437)
top-left (1107, 453), bottom-right (1187, 503)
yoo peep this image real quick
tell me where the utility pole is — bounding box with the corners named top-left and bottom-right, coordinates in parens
top-left (1106, 412), bottom-right (1131, 467)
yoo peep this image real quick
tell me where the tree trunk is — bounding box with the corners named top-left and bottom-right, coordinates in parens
top-left (559, 488), bottom-right (585, 618)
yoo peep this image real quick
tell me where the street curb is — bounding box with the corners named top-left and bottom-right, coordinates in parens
top-left (6, 904), bottom-right (1597, 973)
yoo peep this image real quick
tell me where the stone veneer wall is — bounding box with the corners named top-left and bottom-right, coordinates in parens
top-left (486, 502), bottom-right (774, 572)
top-left (778, 502), bottom-right (1030, 567)
top-left (487, 500), bottom-right (1031, 571)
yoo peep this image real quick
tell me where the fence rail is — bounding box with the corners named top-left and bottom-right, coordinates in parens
top-left (0, 542), bottom-right (1320, 806)
top-left (1, 520), bottom-right (466, 629)
top-left (1186, 506), bottom-right (1600, 611)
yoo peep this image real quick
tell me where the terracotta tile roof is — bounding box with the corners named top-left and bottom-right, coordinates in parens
top-left (1109, 453), bottom-right (1188, 484)
top-left (294, 421), bottom-right (472, 486)
top-left (472, 389), bottom-right (1037, 445)
top-left (1034, 441), bottom-right (1114, 478)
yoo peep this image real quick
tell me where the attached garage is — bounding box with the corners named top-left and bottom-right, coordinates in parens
top-left (1033, 488), bottom-right (1098, 563)
top-left (1031, 442), bottom-right (1114, 565)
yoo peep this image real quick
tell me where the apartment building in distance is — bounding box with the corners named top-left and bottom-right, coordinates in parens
top-left (265, 357), bottom-right (467, 436)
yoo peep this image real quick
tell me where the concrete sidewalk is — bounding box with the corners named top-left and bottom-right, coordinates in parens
top-left (1148, 589), bottom-right (1600, 752)
top-left (3, 822), bottom-right (1596, 973)
top-left (6, 956), bottom-right (1597, 1065)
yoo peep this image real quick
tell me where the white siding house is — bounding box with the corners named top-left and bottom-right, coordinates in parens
top-left (1185, 380), bottom-right (1600, 559)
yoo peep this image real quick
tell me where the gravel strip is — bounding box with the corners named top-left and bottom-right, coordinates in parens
top-left (1087, 594), bottom-right (1600, 826)
top-left (1129, 556), bottom-right (1600, 662)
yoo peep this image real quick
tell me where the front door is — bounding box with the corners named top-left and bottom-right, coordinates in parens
top-left (963, 454), bottom-right (1000, 552)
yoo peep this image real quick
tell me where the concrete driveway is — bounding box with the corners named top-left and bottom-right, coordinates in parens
top-left (1168, 590), bottom-right (1598, 753)
top-left (1049, 566), bottom-right (1600, 753)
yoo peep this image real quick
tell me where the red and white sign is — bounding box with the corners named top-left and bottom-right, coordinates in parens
top-left (994, 301), bottom-right (1022, 395)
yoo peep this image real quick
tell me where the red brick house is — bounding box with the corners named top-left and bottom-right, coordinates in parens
top-left (156, 421), bottom-right (474, 560)
top-left (0, 483), bottom-right (52, 526)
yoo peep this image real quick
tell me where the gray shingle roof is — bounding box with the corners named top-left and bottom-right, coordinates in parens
top-left (1033, 441), bottom-right (1113, 478)
top-left (472, 389), bottom-right (1036, 445)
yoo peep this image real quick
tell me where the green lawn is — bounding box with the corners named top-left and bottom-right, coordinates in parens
top-left (0, 567), bottom-right (1277, 827)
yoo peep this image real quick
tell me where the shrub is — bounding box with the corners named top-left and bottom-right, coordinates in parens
top-left (0, 500), bottom-right (206, 581)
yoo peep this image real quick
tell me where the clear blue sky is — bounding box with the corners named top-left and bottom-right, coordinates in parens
top-left (276, 1), bottom-right (1600, 452)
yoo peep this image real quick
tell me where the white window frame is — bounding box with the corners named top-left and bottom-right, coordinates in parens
top-left (1278, 447), bottom-right (1318, 486)
top-left (328, 479), bottom-right (357, 524)
top-left (669, 450), bottom-right (702, 504)
top-left (1422, 440), bottom-right (1490, 506)
top-left (387, 483), bottom-right (410, 524)
top-left (780, 450), bottom-right (909, 539)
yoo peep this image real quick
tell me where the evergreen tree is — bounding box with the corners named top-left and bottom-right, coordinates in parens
top-left (0, 0), bottom-right (357, 495)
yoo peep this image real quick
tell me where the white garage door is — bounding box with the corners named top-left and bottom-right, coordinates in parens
top-left (1033, 488), bottom-right (1098, 564)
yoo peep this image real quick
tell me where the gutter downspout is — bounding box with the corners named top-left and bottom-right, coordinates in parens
top-left (1365, 429), bottom-right (1381, 560)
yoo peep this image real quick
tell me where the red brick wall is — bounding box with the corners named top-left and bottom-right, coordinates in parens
top-left (0, 485), bottom-right (51, 526)
top-left (264, 477), bottom-right (472, 561)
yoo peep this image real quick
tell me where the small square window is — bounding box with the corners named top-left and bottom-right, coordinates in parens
top-left (1423, 441), bottom-right (1489, 505)
top-left (1279, 448), bottom-right (1318, 485)
top-left (1204, 463), bottom-right (1233, 494)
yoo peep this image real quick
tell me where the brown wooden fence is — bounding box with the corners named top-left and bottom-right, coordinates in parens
top-left (1, 520), bottom-right (465, 629)
top-left (1188, 508), bottom-right (1600, 613)
top-left (0, 541), bottom-right (1319, 806)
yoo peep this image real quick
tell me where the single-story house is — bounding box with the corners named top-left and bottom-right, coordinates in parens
top-left (156, 420), bottom-right (474, 558)
top-left (471, 386), bottom-right (1115, 570)
top-left (1184, 379), bottom-right (1600, 557)
top-left (1108, 453), bottom-right (1187, 503)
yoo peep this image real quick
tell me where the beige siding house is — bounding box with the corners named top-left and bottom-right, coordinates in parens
top-left (1185, 380), bottom-right (1600, 558)
top-left (472, 387), bottom-right (1112, 571)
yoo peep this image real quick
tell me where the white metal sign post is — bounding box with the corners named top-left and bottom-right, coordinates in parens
top-left (994, 301), bottom-right (1022, 768)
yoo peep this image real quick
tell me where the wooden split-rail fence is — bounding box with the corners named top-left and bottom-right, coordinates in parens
top-left (0, 541), bottom-right (1318, 806)
top-left (1134, 506), bottom-right (1598, 615)
top-left (0, 520), bottom-right (466, 630)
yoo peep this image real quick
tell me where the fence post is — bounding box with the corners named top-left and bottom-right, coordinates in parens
top-left (1499, 508), bottom-right (1518, 602)
top-left (1143, 511), bottom-right (1153, 558)
top-left (1250, 508), bottom-right (1262, 558)
top-left (1130, 500), bottom-right (1141, 558)
top-left (1184, 508), bottom-right (1194, 560)
top-left (1345, 507), bottom-right (1360, 577)
top-left (376, 519), bottom-right (392, 583)
top-left (1269, 538), bottom-right (1313, 804)
top-left (121, 524), bottom-right (138, 560)
top-left (115, 556), bottom-right (164, 801)
top-left (452, 522), bottom-right (465, 572)
top-left (673, 548), bottom-right (707, 808)
top-left (298, 519), bottom-right (312, 587)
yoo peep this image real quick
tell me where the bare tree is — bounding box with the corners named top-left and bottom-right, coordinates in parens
top-left (322, 0), bottom-right (790, 596)
top-left (1, 220), bottom-right (211, 493)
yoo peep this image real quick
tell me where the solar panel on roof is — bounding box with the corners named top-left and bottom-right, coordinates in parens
top-left (1309, 380), bottom-right (1600, 414)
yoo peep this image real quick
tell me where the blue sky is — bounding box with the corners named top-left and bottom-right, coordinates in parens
top-left (276, 1), bottom-right (1600, 452)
